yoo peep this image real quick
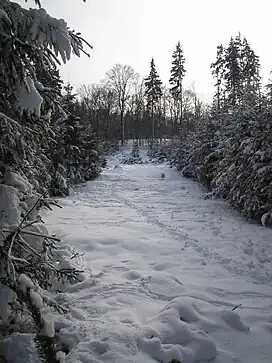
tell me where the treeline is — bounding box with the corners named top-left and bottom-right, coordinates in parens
top-left (168, 34), bottom-right (272, 224)
top-left (77, 42), bottom-right (205, 145)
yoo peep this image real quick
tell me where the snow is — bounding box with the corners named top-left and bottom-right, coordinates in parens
top-left (18, 274), bottom-right (34, 294)
top-left (0, 184), bottom-right (21, 228)
top-left (138, 297), bottom-right (217, 362)
top-left (0, 333), bottom-right (38, 363)
top-left (22, 194), bottom-right (41, 221)
top-left (15, 76), bottom-right (43, 117)
top-left (41, 147), bottom-right (272, 363)
top-left (261, 211), bottom-right (272, 227)
top-left (0, 284), bottom-right (16, 323)
top-left (40, 314), bottom-right (55, 338)
top-left (56, 351), bottom-right (66, 363)
top-left (3, 171), bottom-right (32, 194)
top-left (29, 290), bottom-right (43, 309)
top-left (30, 8), bottom-right (71, 63)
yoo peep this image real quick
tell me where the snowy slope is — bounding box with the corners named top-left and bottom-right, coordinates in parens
top-left (44, 148), bottom-right (272, 363)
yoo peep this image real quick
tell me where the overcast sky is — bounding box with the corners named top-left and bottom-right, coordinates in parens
top-left (24, 0), bottom-right (272, 102)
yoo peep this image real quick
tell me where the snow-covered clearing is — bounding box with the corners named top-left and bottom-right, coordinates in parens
top-left (43, 147), bottom-right (272, 363)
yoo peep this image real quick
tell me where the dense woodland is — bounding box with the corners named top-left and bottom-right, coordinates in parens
top-left (0, 0), bottom-right (272, 362)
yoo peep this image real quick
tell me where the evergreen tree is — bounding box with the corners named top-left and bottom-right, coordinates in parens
top-left (173, 33), bottom-right (271, 226)
top-left (50, 84), bottom-right (103, 195)
top-left (144, 58), bottom-right (162, 139)
top-left (211, 34), bottom-right (261, 111)
top-left (211, 44), bottom-right (225, 113)
top-left (0, 0), bottom-right (92, 182)
top-left (240, 37), bottom-right (261, 106)
top-left (224, 35), bottom-right (242, 106)
top-left (0, 1), bottom-right (99, 361)
top-left (169, 41), bottom-right (186, 133)
top-left (265, 72), bottom-right (272, 105)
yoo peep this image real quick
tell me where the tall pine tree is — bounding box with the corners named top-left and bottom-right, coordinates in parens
top-left (240, 37), bottom-right (261, 107)
top-left (224, 35), bottom-right (242, 106)
top-left (144, 58), bottom-right (162, 140)
top-left (211, 44), bottom-right (225, 113)
top-left (211, 34), bottom-right (261, 111)
top-left (169, 41), bottom-right (186, 134)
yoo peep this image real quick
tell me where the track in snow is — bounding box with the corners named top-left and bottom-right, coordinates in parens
top-left (44, 151), bottom-right (272, 363)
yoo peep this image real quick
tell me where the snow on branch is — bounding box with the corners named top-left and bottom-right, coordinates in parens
top-left (0, 0), bottom-right (92, 117)
top-left (0, 183), bottom-right (84, 362)
top-left (15, 76), bottom-right (43, 117)
top-left (4, 1), bottom-right (93, 63)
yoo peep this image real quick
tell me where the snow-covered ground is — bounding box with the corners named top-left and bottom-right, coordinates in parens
top-left (44, 147), bottom-right (272, 363)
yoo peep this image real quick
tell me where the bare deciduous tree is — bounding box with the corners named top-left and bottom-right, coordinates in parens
top-left (106, 64), bottom-right (139, 146)
top-left (78, 83), bottom-right (117, 139)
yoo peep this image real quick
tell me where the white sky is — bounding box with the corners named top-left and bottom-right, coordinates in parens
top-left (23, 0), bottom-right (272, 102)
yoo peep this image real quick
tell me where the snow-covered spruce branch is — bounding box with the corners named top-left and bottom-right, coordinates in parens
top-left (1, 1), bottom-right (93, 64)
top-left (2, 274), bottom-right (66, 363)
top-left (3, 228), bottom-right (60, 242)
top-left (0, 0), bottom-right (93, 122)
top-left (24, 0), bottom-right (87, 8)
top-left (0, 112), bottom-right (38, 135)
top-left (0, 194), bottom-right (84, 362)
top-left (1, 223), bottom-right (83, 289)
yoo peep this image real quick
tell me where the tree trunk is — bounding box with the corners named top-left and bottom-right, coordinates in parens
top-left (120, 97), bottom-right (125, 146)
top-left (179, 85), bottom-right (183, 138)
top-left (120, 109), bottom-right (124, 146)
top-left (151, 100), bottom-right (155, 140)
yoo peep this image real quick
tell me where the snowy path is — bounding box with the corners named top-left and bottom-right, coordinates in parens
top-left (45, 152), bottom-right (272, 363)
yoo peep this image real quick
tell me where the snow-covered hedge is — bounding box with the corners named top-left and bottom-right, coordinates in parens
top-left (172, 108), bottom-right (272, 225)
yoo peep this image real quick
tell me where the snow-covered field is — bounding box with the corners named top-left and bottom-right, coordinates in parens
top-left (44, 147), bottom-right (272, 363)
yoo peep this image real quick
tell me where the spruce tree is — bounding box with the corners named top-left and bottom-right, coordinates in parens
top-left (0, 0), bottom-right (92, 181)
top-left (265, 73), bottom-right (272, 105)
top-left (211, 44), bottom-right (225, 113)
top-left (144, 58), bottom-right (162, 140)
top-left (169, 41), bottom-right (186, 134)
top-left (50, 84), bottom-right (103, 195)
top-left (240, 37), bottom-right (261, 106)
top-left (224, 35), bottom-right (242, 106)
top-left (211, 34), bottom-right (261, 111)
top-left (0, 1), bottom-right (97, 361)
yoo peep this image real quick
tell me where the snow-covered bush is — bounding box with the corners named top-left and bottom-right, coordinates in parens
top-left (148, 140), bottom-right (177, 164)
top-left (101, 140), bottom-right (120, 156)
top-left (0, 172), bottom-right (85, 362)
top-left (173, 106), bottom-right (272, 224)
top-left (123, 142), bottom-right (143, 164)
top-left (49, 85), bottom-right (104, 196)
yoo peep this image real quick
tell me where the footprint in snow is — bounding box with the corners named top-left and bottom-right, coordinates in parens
top-left (123, 270), bottom-right (142, 280)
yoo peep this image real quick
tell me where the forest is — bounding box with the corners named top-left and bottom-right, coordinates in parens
top-left (0, 0), bottom-right (272, 363)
